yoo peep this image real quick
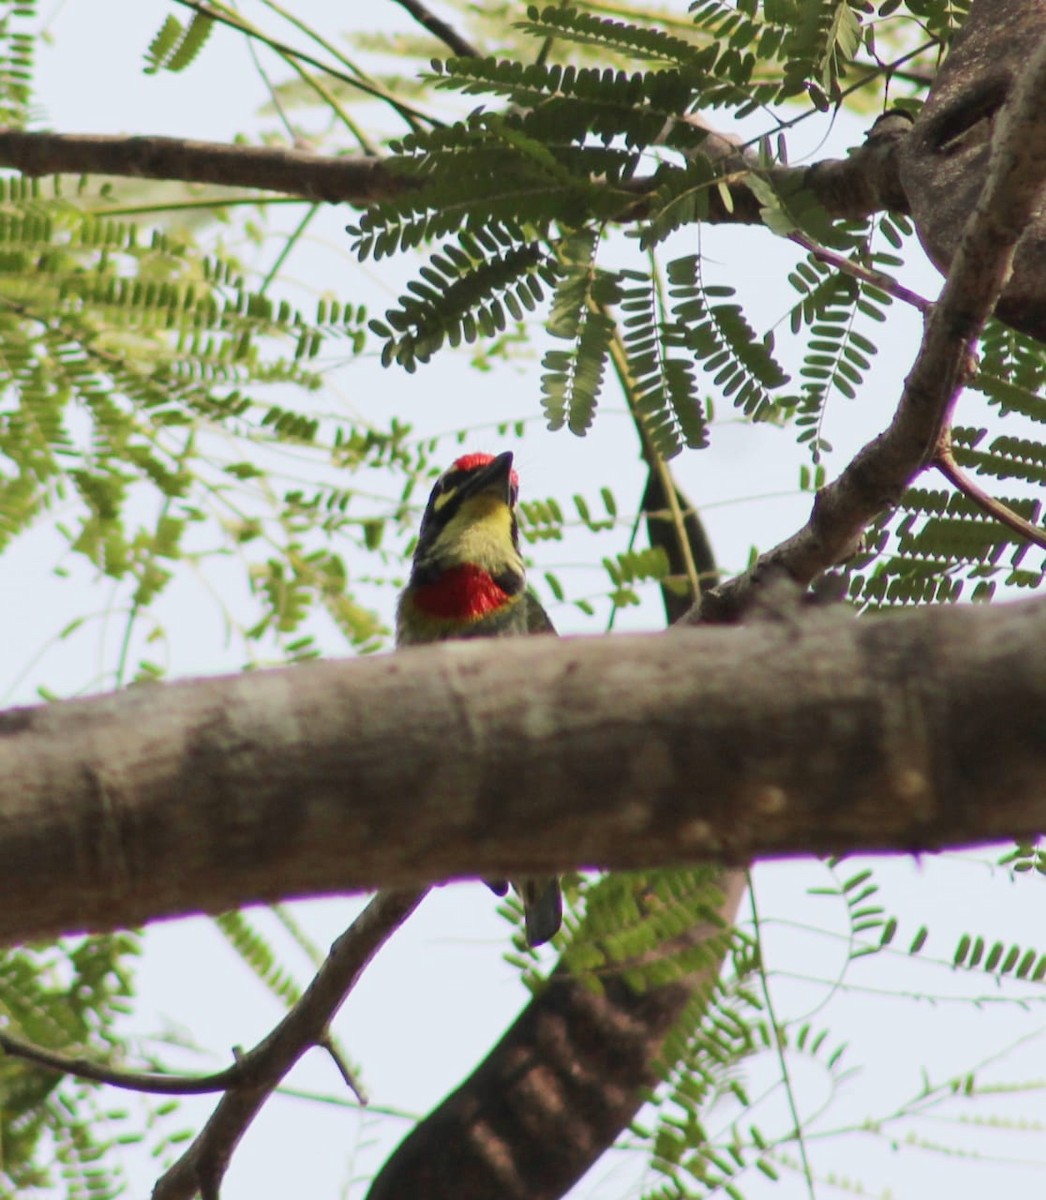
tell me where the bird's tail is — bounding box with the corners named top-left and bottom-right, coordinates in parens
top-left (521, 877), bottom-right (562, 947)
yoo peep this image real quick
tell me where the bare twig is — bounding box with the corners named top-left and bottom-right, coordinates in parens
top-left (935, 444), bottom-right (1046, 551)
top-left (318, 1032), bottom-right (369, 1105)
top-left (698, 36), bottom-right (1046, 622)
top-left (0, 1029), bottom-right (241, 1095)
top-left (390, 0), bottom-right (481, 58)
top-left (152, 888), bottom-right (426, 1200)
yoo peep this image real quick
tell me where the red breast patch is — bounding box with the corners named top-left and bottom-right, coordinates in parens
top-left (412, 563), bottom-right (511, 621)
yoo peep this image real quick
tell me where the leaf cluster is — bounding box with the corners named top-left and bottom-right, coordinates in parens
top-left (0, 177), bottom-right (416, 673)
top-left (0, 935), bottom-right (140, 1197)
top-left (352, 3), bottom-right (892, 456)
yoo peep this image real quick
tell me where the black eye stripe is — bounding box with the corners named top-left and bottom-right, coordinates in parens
top-left (426, 463), bottom-right (516, 514)
top-left (435, 469), bottom-right (463, 492)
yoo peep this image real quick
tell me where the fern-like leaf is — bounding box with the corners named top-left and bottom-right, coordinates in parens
top-left (619, 270), bottom-right (708, 458)
top-left (368, 225), bottom-right (555, 371)
top-left (668, 255), bottom-right (788, 421)
top-left (540, 231), bottom-right (619, 435)
top-left (143, 11), bottom-right (214, 75)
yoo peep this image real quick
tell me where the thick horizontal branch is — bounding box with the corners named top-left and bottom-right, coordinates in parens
top-left (0, 122), bottom-right (909, 222)
top-left (0, 597), bottom-right (1045, 946)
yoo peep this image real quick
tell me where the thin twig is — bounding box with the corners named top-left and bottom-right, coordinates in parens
top-left (248, 0), bottom-right (383, 152)
top-left (935, 445), bottom-right (1046, 551)
top-left (789, 229), bottom-right (931, 313)
top-left (152, 888), bottom-right (426, 1200)
top-left (172, 0), bottom-right (435, 129)
top-left (0, 1028), bottom-right (242, 1095)
top-left (390, 0), bottom-right (481, 58)
top-left (318, 1031), bottom-right (369, 1105)
top-left (764, 40), bottom-right (938, 141)
top-left (605, 330), bottom-right (703, 603)
top-left (747, 874), bottom-right (817, 1200)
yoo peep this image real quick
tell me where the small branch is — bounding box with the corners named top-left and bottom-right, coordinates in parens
top-left (851, 55), bottom-right (936, 88)
top-left (390, 0), bottom-right (481, 58)
top-left (152, 888), bottom-right (426, 1200)
top-left (935, 445), bottom-right (1046, 551)
top-left (318, 1032), bottom-right (369, 1105)
top-left (0, 130), bottom-right (402, 205)
top-left (789, 229), bottom-right (931, 313)
top-left (0, 1029), bottom-right (242, 1095)
top-left (698, 37), bottom-right (1046, 622)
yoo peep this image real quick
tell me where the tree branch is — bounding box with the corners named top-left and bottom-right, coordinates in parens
top-left (697, 36), bottom-right (1046, 622)
top-left (0, 131), bottom-right (403, 205)
top-left (788, 229), bottom-right (931, 313)
top-left (389, 0), bottom-right (481, 58)
top-left (1, 597), bottom-right (1046, 946)
top-left (0, 1029), bottom-right (243, 1095)
top-left (172, 0), bottom-right (434, 128)
top-left (0, 114), bottom-right (911, 223)
top-left (152, 888), bottom-right (425, 1200)
top-left (934, 442), bottom-right (1046, 550)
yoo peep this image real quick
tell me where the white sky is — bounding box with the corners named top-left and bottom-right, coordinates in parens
top-left (10, 3), bottom-right (1046, 1198)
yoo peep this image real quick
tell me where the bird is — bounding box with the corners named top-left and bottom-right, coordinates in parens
top-left (396, 450), bottom-right (563, 947)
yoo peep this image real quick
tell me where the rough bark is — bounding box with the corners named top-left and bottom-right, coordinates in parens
top-left (367, 874), bottom-right (746, 1200)
top-left (1, 596), bottom-right (1045, 946)
top-left (900, 0), bottom-right (1046, 339)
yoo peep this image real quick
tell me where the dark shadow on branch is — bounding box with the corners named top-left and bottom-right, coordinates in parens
top-left (367, 873), bottom-right (747, 1200)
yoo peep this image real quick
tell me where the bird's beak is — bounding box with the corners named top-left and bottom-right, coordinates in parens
top-left (461, 451), bottom-right (515, 504)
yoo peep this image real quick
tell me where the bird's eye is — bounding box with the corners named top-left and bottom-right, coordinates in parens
top-left (429, 472), bottom-right (452, 500)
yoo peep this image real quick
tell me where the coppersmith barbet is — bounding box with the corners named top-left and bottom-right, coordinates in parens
top-left (396, 451), bottom-right (562, 946)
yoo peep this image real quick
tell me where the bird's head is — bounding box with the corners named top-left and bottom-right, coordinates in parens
top-left (398, 451), bottom-right (527, 636)
top-left (413, 450), bottom-right (520, 570)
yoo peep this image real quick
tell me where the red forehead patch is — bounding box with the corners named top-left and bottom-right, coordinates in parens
top-left (451, 452), bottom-right (519, 489)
